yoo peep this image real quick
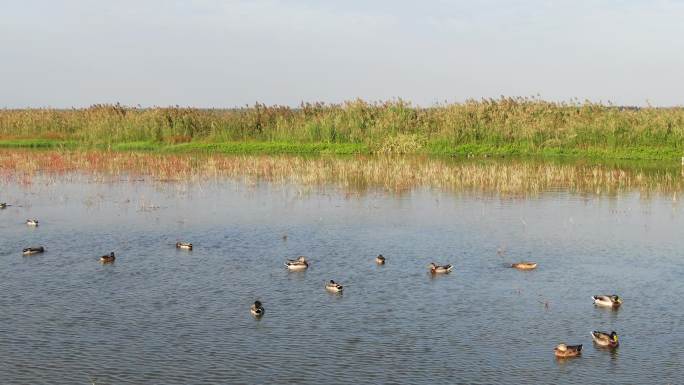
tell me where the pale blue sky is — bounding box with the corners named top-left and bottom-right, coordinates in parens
top-left (2, 0), bottom-right (683, 107)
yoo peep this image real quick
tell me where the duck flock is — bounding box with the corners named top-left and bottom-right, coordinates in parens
top-left (8, 203), bottom-right (623, 360)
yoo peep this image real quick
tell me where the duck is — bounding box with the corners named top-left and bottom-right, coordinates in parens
top-left (325, 280), bottom-right (343, 292)
top-left (26, 219), bottom-right (39, 226)
top-left (429, 262), bottom-right (453, 274)
top-left (511, 262), bottom-right (537, 270)
top-left (592, 295), bottom-right (622, 308)
top-left (22, 246), bottom-right (45, 255)
top-left (554, 343), bottom-right (582, 358)
top-left (0, 202), bottom-right (7, 209)
top-left (376, 254), bottom-right (386, 265)
top-left (591, 331), bottom-right (619, 348)
top-left (285, 256), bottom-right (309, 270)
top-left (100, 252), bottom-right (116, 264)
top-left (250, 300), bottom-right (265, 317)
top-left (176, 242), bottom-right (193, 250)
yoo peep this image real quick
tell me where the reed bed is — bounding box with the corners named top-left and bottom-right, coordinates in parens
top-left (1, 99), bottom-right (684, 157)
top-left (1, 150), bottom-right (682, 197)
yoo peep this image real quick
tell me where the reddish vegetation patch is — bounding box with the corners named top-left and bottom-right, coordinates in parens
top-left (0, 150), bottom-right (682, 196)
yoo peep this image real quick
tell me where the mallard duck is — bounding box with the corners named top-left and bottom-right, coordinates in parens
top-left (176, 242), bottom-right (193, 250)
top-left (0, 202), bottom-right (7, 209)
top-left (325, 280), bottom-right (343, 292)
top-left (100, 252), bottom-right (116, 264)
top-left (429, 262), bottom-right (453, 274)
top-left (285, 256), bottom-right (309, 270)
top-left (591, 331), bottom-right (619, 348)
top-left (250, 300), bottom-right (264, 317)
top-left (554, 344), bottom-right (582, 358)
top-left (376, 254), bottom-right (386, 265)
top-left (592, 295), bottom-right (622, 308)
top-left (511, 262), bottom-right (537, 270)
top-left (26, 219), bottom-right (39, 226)
top-left (22, 246), bottom-right (45, 255)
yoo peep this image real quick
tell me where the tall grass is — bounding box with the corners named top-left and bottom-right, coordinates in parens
top-left (1, 98), bottom-right (683, 156)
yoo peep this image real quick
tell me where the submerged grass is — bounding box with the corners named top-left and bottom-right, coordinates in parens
top-left (2, 98), bottom-right (684, 160)
top-left (2, 150), bottom-right (682, 197)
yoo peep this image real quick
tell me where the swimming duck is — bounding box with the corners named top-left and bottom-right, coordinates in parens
top-left (325, 280), bottom-right (344, 292)
top-left (592, 295), bottom-right (622, 308)
top-left (22, 246), bottom-right (45, 255)
top-left (0, 202), bottom-right (7, 209)
top-left (554, 344), bottom-right (582, 358)
top-left (26, 219), bottom-right (39, 226)
top-left (429, 262), bottom-right (453, 274)
top-left (176, 242), bottom-right (193, 250)
top-left (100, 252), bottom-right (116, 264)
top-left (591, 331), bottom-right (619, 348)
top-left (285, 256), bottom-right (309, 270)
top-left (511, 262), bottom-right (537, 270)
top-left (250, 300), bottom-right (265, 317)
top-left (376, 254), bottom-right (386, 265)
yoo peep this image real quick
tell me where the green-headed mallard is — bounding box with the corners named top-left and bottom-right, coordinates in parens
top-left (511, 262), bottom-right (537, 270)
top-left (26, 219), bottom-right (39, 226)
top-left (176, 242), bottom-right (193, 250)
top-left (285, 256), bottom-right (309, 270)
top-left (0, 202), bottom-right (7, 209)
top-left (22, 246), bottom-right (45, 255)
top-left (591, 331), bottom-right (619, 348)
top-left (592, 295), bottom-right (622, 308)
top-left (100, 252), bottom-right (116, 264)
top-left (376, 254), bottom-right (386, 265)
top-left (325, 280), bottom-right (343, 292)
top-left (554, 343), bottom-right (582, 358)
top-left (429, 262), bottom-right (453, 274)
top-left (250, 300), bottom-right (264, 317)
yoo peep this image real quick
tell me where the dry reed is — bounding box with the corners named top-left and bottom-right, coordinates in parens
top-left (1, 150), bottom-right (682, 197)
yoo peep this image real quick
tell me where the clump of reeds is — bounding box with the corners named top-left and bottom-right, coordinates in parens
top-left (1, 150), bottom-right (682, 197)
top-left (1, 98), bottom-right (683, 154)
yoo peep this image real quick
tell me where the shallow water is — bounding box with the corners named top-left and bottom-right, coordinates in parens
top-left (1, 174), bottom-right (683, 384)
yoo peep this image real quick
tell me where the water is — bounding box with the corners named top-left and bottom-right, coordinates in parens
top-left (1, 175), bottom-right (683, 384)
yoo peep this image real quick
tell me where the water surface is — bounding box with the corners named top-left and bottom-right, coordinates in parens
top-left (1, 173), bottom-right (683, 384)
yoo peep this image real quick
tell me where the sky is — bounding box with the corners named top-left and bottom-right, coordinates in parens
top-left (1, 0), bottom-right (683, 107)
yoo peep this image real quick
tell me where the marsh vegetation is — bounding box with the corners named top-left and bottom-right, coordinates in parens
top-left (2, 150), bottom-right (682, 197)
top-left (2, 98), bottom-right (684, 159)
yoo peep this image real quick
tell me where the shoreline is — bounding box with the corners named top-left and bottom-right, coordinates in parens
top-left (1, 138), bottom-right (682, 162)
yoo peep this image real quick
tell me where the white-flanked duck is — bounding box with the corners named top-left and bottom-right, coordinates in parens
top-left (23, 246), bottom-right (45, 255)
top-left (429, 262), bottom-right (453, 274)
top-left (250, 300), bottom-right (265, 317)
top-left (176, 242), bottom-right (193, 250)
top-left (285, 256), bottom-right (309, 270)
top-left (592, 295), bottom-right (622, 308)
top-left (376, 254), bottom-right (386, 265)
top-left (26, 219), bottom-right (39, 226)
top-left (325, 280), bottom-right (343, 292)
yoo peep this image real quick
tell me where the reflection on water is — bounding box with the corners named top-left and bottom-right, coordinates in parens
top-left (1, 150), bottom-right (683, 197)
top-left (1, 166), bottom-right (683, 384)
